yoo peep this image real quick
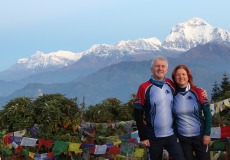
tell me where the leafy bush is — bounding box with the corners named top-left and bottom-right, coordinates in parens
top-left (0, 97), bottom-right (35, 133)
top-left (84, 97), bottom-right (134, 122)
top-left (0, 94), bottom-right (83, 142)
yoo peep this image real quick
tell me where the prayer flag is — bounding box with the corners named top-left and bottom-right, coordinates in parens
top-left (14, 130), bottom-right (26, 137)
top-left (52, 141), bottom-right (69, 156)
top-left (210, 126), bottom-right (230, 138)
top-left (11, 141), bottom-right (19, 149)
top-left (107, 146), bottom-right (120, 155)
top-left (15, 146), bottom-right (23, 153)
top-left (93, 145), bottom-right (107, 154)
top-left (224, 99), bottom-right (230, 107)
top-left (68, 143), bottom-right (81, 153)
top-left (38, 139), bottom-right (53, 148)
top-left (220, 126), bottom-right (230, 138)
top-left (210, 103), bottom-right (215, 115)
top-left (134, 148), bottom-right (144, 158)
top-left (4, 135), bottom-right (12, 145)
top-left (20, 137), bottom-right (37, 147)
top-left (47, 152), bottom-right (54, 159)
top-left (81, 143), bottom-right (95, 149)
top-left (114, 140), bottom-right (121, 146)
top-left (29, 152), bottom-right (35, 158)
top-left (22, 149), bottom-right (29, 156)
top-left (10, 136), bottom-right (23, 144)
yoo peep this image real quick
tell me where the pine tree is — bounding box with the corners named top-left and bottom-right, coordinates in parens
top-left (220, 73), bottom-right (230, 99)
top-left (211, 81), bottom-right (221, 102)
top-left (220, 73), bottom-right (230, 93)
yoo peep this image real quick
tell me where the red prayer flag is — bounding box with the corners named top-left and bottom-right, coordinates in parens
top-left (91, 145), bottom-right (96, 154)
top-left (107, 146), bottom-right (120, 155)
top-left (129, 138), bottom-right (136, 143)
top-left (47, 151), bottom-right (54, 158)
top-left (15, 146), bottom-right (23, 153)
top-left (4, 135), bottom-right (12, 145)
top-left (38, 139), bottom-right (53, 148)
top-left (220, 126), bottom-right (230, 138)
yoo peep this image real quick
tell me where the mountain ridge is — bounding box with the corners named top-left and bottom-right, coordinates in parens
top-left (0, 17), bottom-right (230, 106)
top-left (1, 17), bottom-right (230, 82)
top-left (1, 42), bottom-right (229, 107)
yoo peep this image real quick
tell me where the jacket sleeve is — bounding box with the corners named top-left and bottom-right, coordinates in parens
top-left (192, 87), bottom-right (212, 136)
top-left (133, 83), bottom-right (148, 141)
top-left (202, 102), bottom-right (212, 136)
top-left (134, 108), bottom-right (148, 141)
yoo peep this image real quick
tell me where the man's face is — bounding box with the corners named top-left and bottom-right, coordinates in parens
top-left (151, 60), bottom-right (168, 81)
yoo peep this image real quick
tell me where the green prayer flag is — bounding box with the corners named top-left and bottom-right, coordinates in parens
top-left (0, 148), bottom-right (12, 156)
top-left (22, 149), bottom-right (29, 157)
top-left (213, 141), bottom-right (225, 150)
top-left (52, 141), bottom-right (69, 156)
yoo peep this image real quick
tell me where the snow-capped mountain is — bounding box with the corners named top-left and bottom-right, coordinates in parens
top-left (11, 50), bottom-right (82, 70)
top-left (0, 50), bottom-right (83, 81)
top-left (4, 17), bottom-right (230, 73)
top-left (1, 17), bottom-right (230, 83)
top-left (0, 17), bottom-right (230, 106)
top-left (117, 37), bottom-right (162, 51)
top-left (162, 17), bottom-right (230, 50)
top-left (5, 37), bottom-right (162, 72)
top-left (82, 37), bottom-right (162, 60)
top-left (1, 42), bottom-right (229, 107)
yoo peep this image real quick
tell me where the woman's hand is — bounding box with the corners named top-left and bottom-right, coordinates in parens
top-left (203, 135), bottom-right (211, 145)
top-left (201, 89), bottom-right (208, 99)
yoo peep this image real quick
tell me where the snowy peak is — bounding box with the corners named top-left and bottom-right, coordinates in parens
top-left (212, 28), bottom-right (230, 42)
top-left (16, 51), bottom-right (83, 69)
top-left (117, 37), bottom-right (162, 50)
top-left (186, 17), bottom-right (211, 27)
top-left (5, 17), bottom-right (230, 73)
top-left (83, 37), bottom-right (162, 57)
top-left (162, 17), bottom-right (230, 50)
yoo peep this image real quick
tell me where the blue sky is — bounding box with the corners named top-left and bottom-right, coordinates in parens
top-left (0, 0), bottom-right (230, 71)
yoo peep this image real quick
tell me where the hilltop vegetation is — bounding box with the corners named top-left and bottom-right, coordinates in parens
top-left (0, 74), bottom-right (229, 159)
top-left (0, 93), bottom-right (135, 141)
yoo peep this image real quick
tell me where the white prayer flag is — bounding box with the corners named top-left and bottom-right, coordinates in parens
top-left (14, 129), bottom-right (26, 137)
top-left (210, 103), bottom-right (215, 115)
top-left (20, 137), bottom-right (38, 147)
top-left (94, 145), bottom-right (107, 154)
top-left (224, 99), bottom-right (230, 107)
top-left (210, 127), bottom-right (221, 138)
top-left (11, 141), bottom-right (19, 149)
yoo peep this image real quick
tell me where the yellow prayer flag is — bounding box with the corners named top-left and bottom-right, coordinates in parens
top-left (134, 148), bottom-right (144, 158)
top-left (106, 136), bottom-right (118, 141)
top-left (114, 140), bottom-right (121, 146)
top-left (210, 141), bottom-right (214, 146)
top-left (29, 152), bottom-right (35, 158)
top-left (6, 144), bottom-right (12, 149)
top-left (115, 154), bottom-right (126, 159)
top-left (68, 143), bottom-right (81, 153)
top-left (210, 151), bottom-right (213, 159)
top-left (215, 102), bottom-right (220, 113)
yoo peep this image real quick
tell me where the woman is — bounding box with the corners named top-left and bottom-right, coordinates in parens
top-left (171, 65), bottom-right (212, 160)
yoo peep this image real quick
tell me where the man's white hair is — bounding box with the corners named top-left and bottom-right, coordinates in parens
top-left (151, 56), bottom-right (168, 68)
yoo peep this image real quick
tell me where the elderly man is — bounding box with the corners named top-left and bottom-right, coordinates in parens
top-left (134, 56), bottom-right (185, 160)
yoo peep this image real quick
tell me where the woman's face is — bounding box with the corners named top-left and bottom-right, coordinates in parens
top-left (175, 68), bottom-right (189, 88)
